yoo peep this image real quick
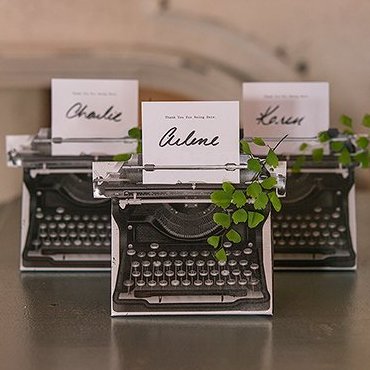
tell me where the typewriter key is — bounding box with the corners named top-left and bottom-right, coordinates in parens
top-left (188, 270), bottom-right (197, 277)
top-left (54, 214), bottom-right (62, 221)
top-left (223, 241), bottom-right (232, 249)
top-left (74, 239), bottom-right (82, 246)
top-left (132, 261), bottom-right (140, 268)
top-left (49, 231), bottom-right (57, 239)
top-left (233, 250), bottom-right (242, 257)
top-left (169, 251), bottom-right (178, 258)
top-left (221, 270), bottom-right (230, 277)
top-left (338, 225), bottom-right (346, 232)
top-left (190, 251), bottom-right (199, 258)
top-left (150, 242), bottom-right (159, 250)
top-left (194, 280), bottom-right (202, 286)
top-left (207, 260), bottom-right (216, 267)
top-left (171, 279), bottom-right (180, 287)
top-left (243, 270), bottom-right (252, 279)
top-left (205, 279), bottom-right (213, 286)
top-left (322, 230), bottom-right (330, 237)
top-left (80, 231), bottom-right (87, 238)
top-left (201, 250), bottom-right (210, 257)
top-left (314, 206), bottom-right (323, 213)
top-left (36, 212), bottom-right (44, 220)
top-left (182, 279), bottom-right (190, 287)
top-left (179, 251), bottom-right (188, 258)
top-left (143, 271), bottom-right (152, 278)
top-left (283, 231), bottom-right (291, 238)
top-left (313, 231), bottom-right (320, 238)
top-left (328, 239), bottom-right (335, 246)
top-left (239, 259), bottom-right (248, 267)
top-left (159, 280), bottom-right (168, 287)
top-left (63, 214), bottom-right (72, 221)
top-left (199, 270), bottom-right (208, 277)
top-left (153, 260), bottom-right (161, 268)
top-left (216, 279), bottom-right (225, 286)
top-left (185, 260), bottom-right (194, 267)
top-left (163, 260), bottom-right (172, 267)
top-left (83, 240), bottom-right (92, 246)
top-left (308, 240), bottom-right (316, 246)
top-left (147, 251), bottom-right (156, 258)
top-left (274, 231), bottom-right (282, 238)
top-left (54, 240), bottom-right (62, 246)
top-left (132, 271), bottom-right (141, 278)
top-left (291, 222), bottom-right (299, 229)
top-left (73, 215), bottom-right (80, 222)
top-left (248, 242), bottom-right (254, 248)
top-left (250, 263), bottom-right (259, 271)
top-left (196, 260), bottom-right (205, 267)
top-left (32, 239), bottom-right (41, 247)
top-left (332, 212), bottom-right (340, 219)
top-left (228, 259), bottom-right (237, 267)
top-left (238, 279), bottom-right (247, 286)
top-left (94, 240), bottom-right (102, 247)
top-left (210, 269), bottom-right (219, 277)
top-left (92, 215), bottom-right (99, 222)
top-left (232, 269), bottom-right (241, 276)
top-left (177, 270), bottom-right (186, 277)
top-left (249, 278), bottom-right (260, 290)
top-left (328, 222), bottom-right (337, 229)
top-left (174, 260), bottom-right (183, 267)
top-left (148, 280), bottom-right (157, 287)
top-left (158, 251), bottom-right (167, 258)
top-left (154, 270), bottom-right (163, 277)
top-left (82, 215), bottom-right (89, 222)
top-left (332, 231), bottom-right (340, 238)
top-left (127, 249), bottom-right (136, 256)
top-left (124, 280), bottom-right (134, 287)
top-left (137, 280), bottom-right (145, 287)
top-left (218, 260), bottom-right (226, 267)
top-left (243, 247), bottom-right (252, 255)
top-left (96, 223), bottom-right (104, 230)
top-left (138, 251), bottom-right (146, 258)
top-left (69, 231), bottom-right (77, 238)
top-left (101, 215), bottom-right (109, 222)
top-left (165, 270), bottom-right (174, 277)
top-left (39, 231), bottom-right (47, 238)
top-left (227, 279), bottom-right (236, 286)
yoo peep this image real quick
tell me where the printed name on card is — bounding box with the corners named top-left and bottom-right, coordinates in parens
top-left (51, 79), bottom-right (138, 155)
top-left (142, 101), bottom-right (240, 184)
top-left (242, 82), bottom-right (329, 154)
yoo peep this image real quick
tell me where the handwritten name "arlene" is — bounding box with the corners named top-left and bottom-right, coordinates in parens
top-left (65, 102), bottom-right (122, 122)
top-left (159, 127), bottom-right (220, 147)
top-left (256, 105), bottom-right (305, 126)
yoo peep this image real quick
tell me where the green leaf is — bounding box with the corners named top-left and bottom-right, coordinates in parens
top-left (246, 182), bottom-right (262, 198)
top-left (112, 153), bottom-right (132, 161)
top-left (248, 158), bottom-right (262, 172)
top-left (261, 176), bottom-right (277, 190)
top-left (136, 141), bottom-right (142, 154)
top-left (128, 127), bottom-right (142, 139)
top-left (232, 190), bottom-right (247, 208)
top-left (232, 209), bottom-right (248, 224)
top-left (253, 137), bottom-right (265, 146)
top-left (226, 229), bottom-right (242, 243)
top-left (222, 182), bottom-right (235, 194)
top-left (214, 248), bottom-right (227, 262)
top-left (292, 155), bottom-right (305, 173)
top-left (210, 190), bottom-right (232, 209)
top-left (207, 235), bottom-right (220, 248)
top-left (362, 114), bottom-right (370, 128)
top-left (268, 191), bottom-right (282, 212)
top-left (266, 149), bottom-right (279, 168)
top-left (354, 151), bottom-right (370, 168)
top-left (340, 115), bottom-right (353, 128)
top-left (240, 140), bottom-right (252, 155)
top-left (254, 192), bottom-right (269, 210)
top-left (312, 147), bottom-right (324, 162)
top-left (247, 211), bottom-right (265, 228)
top-left (356, 137), bottom-right (369, 150)
top-left (299, 143), bottom-right (309, 151)
top-left (330, 141), bottom-right (345, 152)
top-left (338, 147), bottom-right (352, 166)
top-left (213, 213), bottom-right (231, 228)
top-left (318, 131), bottom-right (331, 143)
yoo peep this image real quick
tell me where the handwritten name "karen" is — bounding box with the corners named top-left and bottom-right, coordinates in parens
top-left (256, 105), bottom-right (305, 126)
top-left (65, 102), bottom-right (122, 122)
top-left (159, 127), bottom-right (220, 147)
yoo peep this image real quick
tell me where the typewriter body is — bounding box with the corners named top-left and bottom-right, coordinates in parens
top-left (273, 155), bottom-right (357, 270)
top-left (93, 156), bottom-right (286, 316)
top-left (7, 129), bottom-right (112, 271)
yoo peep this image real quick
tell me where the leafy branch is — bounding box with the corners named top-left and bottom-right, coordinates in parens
top-left (293, 114), bottom-right (370, 172)
top-left (207, 137), bottom-right (283, 261)
top-left (112, 127), bottom-right (142, 161)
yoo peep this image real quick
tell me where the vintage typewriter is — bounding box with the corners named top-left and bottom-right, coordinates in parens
top-left (258, 135), bottom-right (357, 270)
top-left (93, 156), bottom-right (286, 315)
top-left (6, 128), bottom-right (134, 271)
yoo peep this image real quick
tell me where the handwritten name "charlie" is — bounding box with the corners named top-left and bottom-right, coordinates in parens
top-left (159, 127), bottom-right (220, 147)
top-left (256, 105), bottom-right (305, 126)
top-left (66, 102), bottom-right (122, 122)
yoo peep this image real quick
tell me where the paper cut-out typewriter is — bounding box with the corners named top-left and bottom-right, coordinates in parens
top-left (93, 155), bottom-right (286, 316)
top-left (6, 128), bottom-right (132, 271)
top-left (265, 135), bottom-right (357, 270)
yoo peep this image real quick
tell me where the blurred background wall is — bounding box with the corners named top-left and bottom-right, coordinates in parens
top-left (1, 0), bottom-right (370, 203)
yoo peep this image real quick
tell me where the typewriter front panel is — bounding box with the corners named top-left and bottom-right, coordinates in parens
top-left (112, 200), bottom-right (272, 315)
top-left (273, 169), bottom-right (356, 269)
top-left (21, 170), bottom-right (111, 270)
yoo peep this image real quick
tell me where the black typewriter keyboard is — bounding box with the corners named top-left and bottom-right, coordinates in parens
top-left (272, 204), bottom-right (349, 255)
top-left (121, 241), bottom-right (263, 298)
top-left (30, 206), bottom-right (111, 255)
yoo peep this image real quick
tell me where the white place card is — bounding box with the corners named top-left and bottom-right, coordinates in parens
top-left (142, 101), bottom-right (240, 184)
top-left (52, 79), bottom-right (138, 155)
top-left (242, 82), bottom-right (329, 154)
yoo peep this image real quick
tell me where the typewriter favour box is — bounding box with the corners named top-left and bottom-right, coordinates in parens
top-left (93, 157), bottom-right (287, 316)
top-left (243, 82), bottom-right (357, 270)
top-left (93, 101), bottom-right (286, 316)
top-left (6, 78), bottom-right (139, 271)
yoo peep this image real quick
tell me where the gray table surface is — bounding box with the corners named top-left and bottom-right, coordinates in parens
top-left (0, 193), bottom-right (369, 370)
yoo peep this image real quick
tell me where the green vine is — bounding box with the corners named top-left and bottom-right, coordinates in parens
top-left (293, 114), bottom-right (370, 172)
top-left (207, 137), bottom-right (283, 261)
top-left (112, 127), bottom-right (142, 161)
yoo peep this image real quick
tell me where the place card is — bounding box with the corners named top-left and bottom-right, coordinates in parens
top-left (142, 101), bottom-right (240, 184)
top-left (242, 82), bottom-right (329, 154)
top-left (51, 79), bottom-right (138, 155)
